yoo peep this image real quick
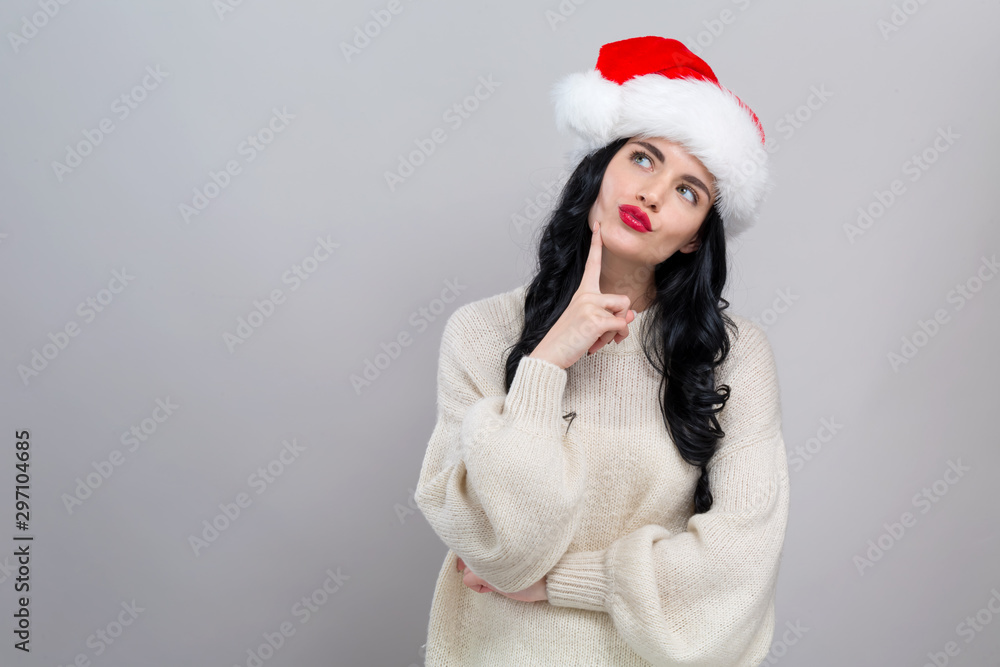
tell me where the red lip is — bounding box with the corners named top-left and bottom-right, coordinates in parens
top-left (619, 205), bottom-right (651, 232)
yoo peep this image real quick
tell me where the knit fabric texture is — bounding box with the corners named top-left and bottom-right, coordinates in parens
top-left (415, 283), bottom-right (790, 666)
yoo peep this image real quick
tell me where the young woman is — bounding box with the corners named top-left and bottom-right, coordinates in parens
top-left (415, 36), bottom-right (789, 666)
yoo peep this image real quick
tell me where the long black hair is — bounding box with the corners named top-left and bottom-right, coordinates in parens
top-left (502, 136), bottom-right (738, 515)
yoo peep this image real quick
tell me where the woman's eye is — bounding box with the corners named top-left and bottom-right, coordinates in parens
top-left (678, 185), bottom-right (697, 204)
top-left (631, 151), bottom-right (652, 168)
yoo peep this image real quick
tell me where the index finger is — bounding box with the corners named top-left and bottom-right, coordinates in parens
top-left (579, 222), bottom-right (603, 294)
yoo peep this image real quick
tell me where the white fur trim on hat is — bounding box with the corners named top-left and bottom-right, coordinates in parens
top-left (551, 70), bottom-right (773, 239)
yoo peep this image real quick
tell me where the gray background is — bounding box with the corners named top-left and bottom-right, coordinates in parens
top-left (1, 0), bottom-right (998, 665)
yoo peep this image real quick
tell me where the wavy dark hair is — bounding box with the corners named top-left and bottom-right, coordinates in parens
top-left (502, 136), bottom-right (738, 515)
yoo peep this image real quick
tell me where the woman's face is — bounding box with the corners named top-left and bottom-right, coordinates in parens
top-left (588, 136), bottom-right (716, 266)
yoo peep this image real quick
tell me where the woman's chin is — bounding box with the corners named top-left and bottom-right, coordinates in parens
top-left (603, 224), bottom-right (650, 253)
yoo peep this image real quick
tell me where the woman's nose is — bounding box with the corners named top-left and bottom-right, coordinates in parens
top-left (638, 191), bottom-right (659, 212)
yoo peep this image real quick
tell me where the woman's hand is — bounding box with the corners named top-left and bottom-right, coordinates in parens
top-left (457, 556), bottom-right (548, 602)
top-left (528, 222), bottom-right (636, 369)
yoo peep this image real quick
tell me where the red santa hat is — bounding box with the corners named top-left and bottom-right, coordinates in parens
top-left (551, 36), bottom-right (772, 238)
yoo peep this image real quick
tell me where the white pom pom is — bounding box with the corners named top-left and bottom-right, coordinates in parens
top-left (551, 69), bottom-right (623, 149)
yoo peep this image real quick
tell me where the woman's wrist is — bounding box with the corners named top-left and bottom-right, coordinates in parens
top-left (528, 342), bottom-right (566, 369)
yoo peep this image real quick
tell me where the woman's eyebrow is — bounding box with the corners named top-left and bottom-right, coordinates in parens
top-left (633, 140), bottom-right (713, 199)
top-left (633, 140), bottom-right (665, 163)
top-left (682, 175), bottom-right (712, 199)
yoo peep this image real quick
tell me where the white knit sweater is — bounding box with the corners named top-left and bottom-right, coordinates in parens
top-left (415, 283), bottom-right (790, 666)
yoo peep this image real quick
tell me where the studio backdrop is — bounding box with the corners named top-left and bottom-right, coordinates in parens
top-left (1, 1), bottom-right (998, 665)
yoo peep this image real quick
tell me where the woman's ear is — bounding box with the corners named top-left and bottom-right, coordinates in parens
top-left (679, 236), bottom-right (701, 254)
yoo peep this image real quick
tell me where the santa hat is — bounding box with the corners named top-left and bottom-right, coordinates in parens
top-left (551, 36), bottom-right (772, 238)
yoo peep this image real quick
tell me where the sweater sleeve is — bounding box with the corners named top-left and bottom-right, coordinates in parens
top-left (543, 321), bottom-right (789, 667)
top-left (414, 305), bottom-right (590, 594)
